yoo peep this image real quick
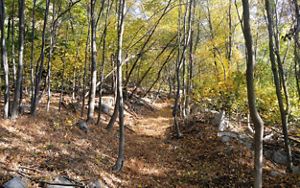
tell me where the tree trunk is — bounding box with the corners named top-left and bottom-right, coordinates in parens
top-left (106, 93), bottom-right (119, 131)
top-left (124, 0), bottom-right (172, 88)
top-left (31, 0), bottom-right (50, 115)
top-left (59, 55), bottom-right (66, 112)
top-left (185, 0), bottom-right (194, 121)
top-left (241, 0), bottom-right (265, 187)
top-left (59, 27), bottom-right (68, 112)
top-left (81, 5), bottom-right (91, 117)
top-left (227, 0), bottom-right (233, 63)
top-left (112, 0), bottom-right (126, 172)
top-left (265, 0), bottom-right (293, 172)
top-left (97, 0), bottom-right (110, 125)
top-left (143, 47), bottom-right (176, 97)
top-left (30, 0), bottom-right (36, 104)
top-left (173, 0), bottom-right (183, 138)
top-left (87, 0), bottom-right (97, 123)
top-left (0, 0), bottom-right (10, 119)
top-left (293, 0), bottom-right (300, 99)
top-left (11, 0), bottom-right (25, 119)
top-left (46, 2), bottom-right (56, 112)
top-left (11, 0), bottom-right (16, 82)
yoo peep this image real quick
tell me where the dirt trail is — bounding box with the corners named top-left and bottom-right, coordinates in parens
top-left (131, 101), bottom-right (173, 137)
top-left (0, 100), bottom-right (299, 187)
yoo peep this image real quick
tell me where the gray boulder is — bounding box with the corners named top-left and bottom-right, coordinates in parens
top-left (272, 150), bottom-right (288, 165)
top-left (3, 177), bottom-right (27, 188)
top-left (221, 135), bottom-right (230, 143)
top-left (270, 171), bottom-right (280, 177)
top-left (263, 149), bottom-right (273, 160)
top-left (100, 103), bottom-right (110, 114)
top-left (77, 120), bottom-right (88, 133)
top-left (47, 176), bottom-right (75, 188)
top-left (95, 103), bottom-right (112, 115)
top-left (291, 165), bottom-right (300, 175)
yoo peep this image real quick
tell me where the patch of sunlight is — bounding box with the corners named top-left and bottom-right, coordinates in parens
top-left (4, 125), bottom-right (34, 143)
top-left (73, 139), bottom-right (91, 149)
top-left (128, 158), bottom-right (167, 176)
top-left (135, 116), bottom-right (172, 137)
top-left (99, 170), bottom-right (128, 188)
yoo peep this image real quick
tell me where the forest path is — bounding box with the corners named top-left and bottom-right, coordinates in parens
top-left (130, 101), bottom-right (173, 138)
top-left (119, 100), bottom-right (289, 187)
top-left (0, 99), bottom-right (296, 187)
top-left (120, 100), bottom-right (248, 187)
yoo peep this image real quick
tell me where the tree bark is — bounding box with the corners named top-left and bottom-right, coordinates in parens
top-left (11, 0), bottom-right (25, 119)
top-left (30, 0), bottom-right (36, 105)
top-left (0, 0), bottom-right (10, 119)
top-left (184, 0), bottom-right (194, 121)
top-left (81, 5), bottom-right (91, 117)
top-left (87, 0), bottom-right (98, 123)
top-left (112, 0), bottom-right (126, 172)
top-left (10, 0), bottom-right (16, 82)
top-left (173, 0), bottom-right (183, 138)
top-left (265, 0), bottom-right (293, 171)
top-left (97, 0), bottom-right (111, 125)
top-left (241, 0), bottom-right (265, 187)
top-left (59, 26), bottom-right (68, 112)
top-left (46, 1), bottom-right (57, 112)
top-left (293, 0), bottom-right (300, 99)
top-left (31, 0), bottom-right (50, 115)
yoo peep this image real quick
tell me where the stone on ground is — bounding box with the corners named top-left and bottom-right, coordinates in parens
top-left (3, 177), bottom-right (27, 188)
top-left (47, 176), bottom-right (75, 188)
top-left (77, 120), bottom-right (88, 133)
top-left (272, 150), bottom-right (288, 165)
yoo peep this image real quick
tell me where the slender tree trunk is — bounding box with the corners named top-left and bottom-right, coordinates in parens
top-left (59, 27), bottom-right (68, 112)
top-left (143, 47), bottom-right (176, 97)
top-left (72, 68), bottom-right (76, 102)
top-left (0, 0), bottom-right (10, 119)
top-left (87, 0), bottom-right (98, 123)
top-left (106, 93), bottom-right (119, 130)
top-left (265, 0), bottom-right (293, 172)
top-left (30, 0), bottom-right (36, 104)
top-left (112, 0), bottom-right (126, 172)
top-left (11, 0), bottom-right (25, 119)
top-left (227, 0), bottom-right (233, 63)
top-left (130, 34), bottom-right (177, 97)
top-left (173, 0), bottom-right (183, 138)
top-left (46, 1), bottom-right (57, 112)
top-left (241, 0), bottom-right (265, 187)
top-left (111, 54), bottom-right (116, 96)
top-left (185, 0), bottom-right (194, 121)
top-left (11, 0), bottom-right (16, 82)
top-left (293, 0), bottom-right (300, 99)
top-left (181, 0), bottom-right (189, 121)
top-left (124, 0), bottom-right (172, 88)
top-left (97, 0), bottom-right (110, 125)
top-left (295, 46), bottom-right (300, 100)
top-left (207, 0), bottom-right (218, 79)
top-left (81, 6), bottom-right (91, 117)
top-left (31, 0), bottom-right (50, 115)
top-left (58, 55), bottom-right (66, 112)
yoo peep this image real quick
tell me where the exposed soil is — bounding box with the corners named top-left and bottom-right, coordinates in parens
top-left (0, 97), bottom-right (299, 187)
